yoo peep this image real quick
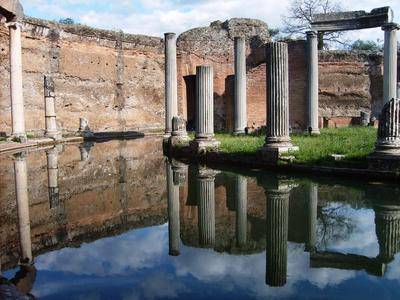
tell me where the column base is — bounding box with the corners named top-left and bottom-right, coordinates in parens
top-left (168, 134), bottom-right (190, 148)
top-left (305, 128), bottom-right (320, 135)
top-left (9, 133), bottom-right (27, 143)
top-left (45, 131), bottom-right (62, 141)
top-left (190, 138), bottom-right (220, 154)
top-left (259, 144), bottom-right (299, 163)
top-left (368, 148), bottom-right (400, 172)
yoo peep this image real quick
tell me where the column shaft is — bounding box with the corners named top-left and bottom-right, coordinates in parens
top-left (374, 207), bottom-right (400, 263)
top-left (198, 175), bottom-right (215, 247)
top-left (8, 22), bottom-right (26, 139)
top-left (196, 66), bottom-right (214, 138)
top-left (164, 33), bottom-right (178, 136)
top-left (44, 75), bottom-right (60, 139)
top-left (167, 161), bottom-right (180, 256)
top-left (306, 31), bottom-right (320, 134)
top-left (306, 183), bottom-right (318, 252)
top-left (234, 37), bottom-right (247, 134)
top-left (235, 175), bottom-right (247, 247)
top-left (14, 153), bottom-right (33, 263)
top-left (383, 24), bottom-right (400, 104)
top-left (46, 148), bottom-right (60, 208)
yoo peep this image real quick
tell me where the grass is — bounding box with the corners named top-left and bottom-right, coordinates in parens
top-left (213, 127), bottom-right (377, 168)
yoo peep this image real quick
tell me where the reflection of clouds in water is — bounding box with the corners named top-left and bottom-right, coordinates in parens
top-left (36, 226), bottom-right (168, 276)
top-left (319, 205), bottom-right (379, 257)
top-left (386, 254), bottom-right (400, 282)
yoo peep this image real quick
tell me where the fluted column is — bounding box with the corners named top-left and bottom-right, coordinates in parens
top-left (167, 160), bottom-right (180, 256)
top-left (191, 66), bottom-right (220, 152)
top-left (197, 168), bottom-right (217, 248)
top-left (164, 33), bottom-right (178, 137)
top-left (13, 152), bottom-right (33, 264)
top-left (261, 42), bottom-right (297, 161)
top-left (7, 21), bottom-right (26, 141)
top-left (235, 175), bottom-right (248, 247)
top-left (305, 183), bottom-right (318, 252)
top-left (46, 146), bottom-right (60, 208)
top-left (234, 37), bottom-right (247, 134)
top-left (382, 23), bottom-right (400, 104)
top-left (374, 206), bottom-right (400, 263)
top-left (306, 31), bottom-right (320, 134)
top-left (44, 75), bottom-right (61, 140)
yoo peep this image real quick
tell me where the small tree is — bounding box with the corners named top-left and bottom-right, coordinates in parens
top-left (350, 40), bottom-right (381, 52)
top-left (282, 0), bottom-right (344, 49)
top-left (59, 18), bottom-right (75, 25)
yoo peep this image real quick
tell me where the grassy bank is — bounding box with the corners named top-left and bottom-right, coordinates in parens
top-left (215, 127), bottom-right (377, 168)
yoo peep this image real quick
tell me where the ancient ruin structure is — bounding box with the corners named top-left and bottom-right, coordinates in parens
top-left (44, 75), bottom-right (61, 140)
top-left (190, 66), bottom-right (220, 153)
top-left (168, 116), bottom-right (190, 148)
top-left (234, 37), bottom-right (247, 134)
top-left (164, 33), bottom-right (178, 137)
top-left (260, 42), bottom-right (298, 161)
top-left (308, 7), bottom-right (398, 133)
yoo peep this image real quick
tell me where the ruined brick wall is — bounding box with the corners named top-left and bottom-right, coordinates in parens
top-left (0, 17), bottom-right (165, 136)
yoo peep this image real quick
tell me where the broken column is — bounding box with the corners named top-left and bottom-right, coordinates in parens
top-left (13, 152), bottom-right (33, 264)
top-left (235, 174), bottom-right (247, 247)
top-left (234, 37), bottom-right (247, 134)
top-left (166, 160), bottom-right (181, 256)
top-left (260, 42), bottom-right (298, 162)
top-left (305, 183), bottom-right (318, 252)
top-left (164, 33), bottom-right (178, 137)
top-left (7, 21), bottom-right (26, 141)
top-left (169, 116), bottom-right (190, 147)
top-left (306, 31), bottom-right (320, 135)
top-left (382, 23), bottom-right (400, 104)
top-left (78, 117), bottom-right (94, 138)
top-left (197, 168), bottom-right (217, 248)
top-left (44, 75), bottom-right (61, 140)
top-left (190, 66), bottom-right (220, 152)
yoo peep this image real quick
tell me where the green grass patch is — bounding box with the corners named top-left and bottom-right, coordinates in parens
top-left (212, 127), bottom-right (377, 168)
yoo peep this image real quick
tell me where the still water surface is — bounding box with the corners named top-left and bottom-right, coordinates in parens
top-left (0, 137), bottom-right (399, 299)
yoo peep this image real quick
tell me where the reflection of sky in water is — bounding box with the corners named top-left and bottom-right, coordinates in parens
top-left (3, 203), bottom-right (396, 299)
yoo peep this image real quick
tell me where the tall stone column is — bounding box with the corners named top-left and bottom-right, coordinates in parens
top-left (191, 66), bottom-right (220, 152)
top-left (305, 183), bottom-right (318, 252)
top-left (262, 177), bottom-right (296, 287)
top-left (44, 75), bottom-right (61, 140)
top-left (234, 37), bottom-right (247, 134)
top-left (197, 168), bottom-right (217, 248)
top-left (166, 160), bottom-right (181, 256)
top-left (260, 42), bottom-right (297, 162)
top-left (164, 33), bottom-right (178, 137)
top-left (382, 23), bottom-right (400, 104)
top-left (13, 152), bottom-right (33, 264)
top-left (306, 31), bottom-right (320, 135)
top-left (374, 206), bottom-right (400, 263)
top-left (235, 174), bottom-right (247, 247)
top-left (46, 146), bottom-right (60, 208)
top-left (7, 21), bottom-right (26, 141)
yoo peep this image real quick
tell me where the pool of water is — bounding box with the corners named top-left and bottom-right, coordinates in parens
top-left (0, 137), bottom-right (399, 299)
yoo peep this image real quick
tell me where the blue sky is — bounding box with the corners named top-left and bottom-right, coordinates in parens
top-left (20, 0), bottom-right (400, 42)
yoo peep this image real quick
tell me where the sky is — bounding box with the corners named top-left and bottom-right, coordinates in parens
top-left (20, 0), bottom-right (400, 43)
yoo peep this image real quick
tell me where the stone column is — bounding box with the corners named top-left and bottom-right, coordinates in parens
top-left (164, 33), bottom-right (178, 137)
top-left (235, 174), bottom-right (247, 247)
top-left (46, 146), bottom-right (60, 208)
top-left (44, 75), bottom-right (61, 140)
top-left (306, 31), bottom-right (320, 135)
top-left (374, 206), bottom-right (400, 263)
top-left (13, 152), bottom-right (33, 264)
top-left (305, 183), bottom-right (318, 252)
top-left (191, 66), bottom-right (220, 152)
top-left (260, 42), bottom-right (297, 162)
top-left (197, 168), bottom-right (217, 248)
top-left (167, 160), bottom-right (181, 256)
top-left (234, 37), bottom-right (247, 134)
top-left (78, 141), bottom-right (94, 161)
top-left (397, 82), bottom-right (400, 98)
top-left (263, 177), bottom-right (296, 287)
top-left (7, 22), bottom-right (26, 141)
top-left (382, 23), bottom-right (400, 104)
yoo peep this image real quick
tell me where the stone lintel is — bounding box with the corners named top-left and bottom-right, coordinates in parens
top-left (311, 6), bottom-right (393, 32)
top-left (382, 22), bottom-right (400, 31)
top-left (0, 0), bottom-right (23, 22)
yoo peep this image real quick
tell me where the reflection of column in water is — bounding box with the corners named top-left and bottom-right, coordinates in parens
top-left (197, 168), bottom-right (217, 248)
top-left (167, 160), bottom-right (180, 255)
top-left (305, 183), bottom-right (318, 252)
top-left (265, 183), bottom-right (292, 287)
top-left (13, 152), bottom-right (33, 264)
top-left (235, 175), bottom-right (248, 248)
top-left (78, 142), bottom-right (94, 161)
top-left (375, 206), bottom-right (400, 263)
top-left (46, 146), bottom-right (60, 208)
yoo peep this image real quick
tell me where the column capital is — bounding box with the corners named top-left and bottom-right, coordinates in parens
top-left (5, 21), bottom-right (23, 30)
top-left (164, 32), bottom-right (176, 39)
top-left (382, 22), bottom-right (400, 31)
top-left (306, 30), bottom-right (318, 38)
top-left (13, 151), bottom-right (27, 161)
